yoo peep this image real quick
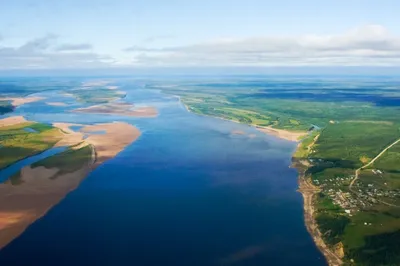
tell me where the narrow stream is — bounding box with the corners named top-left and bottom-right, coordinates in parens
top-left (0, 147), bottom-right (67, 183)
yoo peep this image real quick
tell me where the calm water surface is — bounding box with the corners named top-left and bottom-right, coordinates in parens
top-left (0, 83), bottom-right (326, 265)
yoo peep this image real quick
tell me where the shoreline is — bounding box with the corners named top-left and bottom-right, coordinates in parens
top-left (179, 99), bottom-right (306, 142)
top-left (294, 160), bottom-right (343, 266)
top-left (177, 97), bottom-right (338, 265)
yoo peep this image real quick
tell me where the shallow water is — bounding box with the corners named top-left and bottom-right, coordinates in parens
top-left (23, 127), bottom-right (38, 133)
top-left (0, 81), bottom-right (326, 265)
top-left (0, 147), bottom-right (66, 183)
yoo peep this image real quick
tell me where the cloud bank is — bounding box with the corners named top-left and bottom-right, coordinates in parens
top-left (0, 34), bottom-right (112, 69)
top-left (1, 25), bottom-right (400, 69)
top-left (126, 25), bottom-right (400, 67)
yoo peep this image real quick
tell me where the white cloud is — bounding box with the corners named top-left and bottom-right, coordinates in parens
top-left (1, 25), bottom-right (400, 69)
top-left (55, 43), bottom-right (93, 52)
top-left (127, 25), bottom-right (400, 66)
top-left (0, 35), bottom-right (113, 69)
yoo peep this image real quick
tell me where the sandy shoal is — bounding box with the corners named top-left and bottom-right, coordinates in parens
top-left (0, 166), bottom-right (91, 249)
top-left (72, 103), bottom-right (158, 118)
top-left (46, 102), bottom-right (68, 106)
top-left (0, 97), bottom-right (45, 106)
top-left (256, 126), bottom-right (307, 142)
top-left (0, 121), bottom-right (141, 249)
top-left (0, 116), bottom-right (28, 127)
top-left (231, 130), bottom-right (246, 135)
top-left (81, 122), bottom-right (141, 166)
top-left (81, 81), bottom-right (110, 87)
top-left (106, 86), bottom-right (119, 90)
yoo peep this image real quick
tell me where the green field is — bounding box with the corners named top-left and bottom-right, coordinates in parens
top-left (0, 122), bottom-right (63, 169)
top-left (312, 122), bottom-right (400, 169)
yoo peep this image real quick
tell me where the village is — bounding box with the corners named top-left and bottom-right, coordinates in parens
top-left (312, 168), bottom-right (400, 215)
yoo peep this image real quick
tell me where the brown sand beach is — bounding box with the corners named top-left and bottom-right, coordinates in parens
top-left (0, 119), bottom-right (141, 249)
top-left (256, 126), bottom-right (307, 142)
top-left (0, 116), bottom-right (28, 127)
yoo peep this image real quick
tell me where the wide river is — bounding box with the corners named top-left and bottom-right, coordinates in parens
top-left (0, 80), bottom-right (326, 265)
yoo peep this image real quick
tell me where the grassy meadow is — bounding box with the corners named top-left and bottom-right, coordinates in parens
top-left (0, 122), bottom-right (63, 169)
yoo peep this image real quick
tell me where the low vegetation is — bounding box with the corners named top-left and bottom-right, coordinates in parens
top-left (32, 144), bottom-right (92, 175)
top-left (0, 122), bottom-right (63, 169)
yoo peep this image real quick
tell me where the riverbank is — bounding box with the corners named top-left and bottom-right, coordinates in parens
top-left (295, 160), bottom-right (343, 266)
top-left (180, 99), bottom-right (306, 142)
top-left (178, 97), bottom-right (337, 265)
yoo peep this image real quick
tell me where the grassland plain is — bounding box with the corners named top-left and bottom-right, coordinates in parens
top-left (0, 121), bottom-right (64, 169)
top-left (154, 79), bottom-right (400, 266)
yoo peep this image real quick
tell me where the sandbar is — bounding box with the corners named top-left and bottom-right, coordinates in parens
top-left (81, 122), bottom-right (141, 166)
top-left (106, 86), bottom-right (119, 90)
top-left (46, 102), bottom-right (68, 107)
top-left (0, 97), bottom-right (44, 107)
top-left (72, 102), bottom-right (158, 118)
top-left (231, 130), bottom-right (246, 135)
top-left (0, 116), bottom-right (28, 127)
top-left (53, 121), bottom-right (141, 166)
top-left (0, 120), bottom-right (141, 249)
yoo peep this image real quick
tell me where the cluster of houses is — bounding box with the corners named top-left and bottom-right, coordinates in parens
top-left (314, 169), bottom-right (400, 215)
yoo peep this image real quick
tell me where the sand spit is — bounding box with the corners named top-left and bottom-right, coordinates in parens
top-left (46, 102), bottom-right (68, 107)
top-left (53, 122), bottom-right (141, 166)
top-left (0, 121), bottom-right (141, 249)
top-left (0, 116), bottom-right (28, 127)
top-left (82, 122), bottom-right (141, 167)
top-left (0, 97), bottom-right (44, 107)
top-left (72, 102), bottom-right (158, 118)
top-left (256, 126), bottom-right (307, 142)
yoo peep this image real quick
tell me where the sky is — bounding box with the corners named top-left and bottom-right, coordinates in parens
top-left (1, 0), bottom-right (400, 70)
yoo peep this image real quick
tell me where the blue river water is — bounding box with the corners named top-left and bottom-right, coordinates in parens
top-left (0, 82), bottom-right (326, 265)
